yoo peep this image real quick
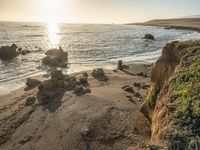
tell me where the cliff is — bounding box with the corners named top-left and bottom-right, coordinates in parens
top-left (141, 41), bottom-right (200, 149)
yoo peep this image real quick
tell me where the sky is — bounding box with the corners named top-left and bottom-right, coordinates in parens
top-left (0, 0), bottom-right (200, 24)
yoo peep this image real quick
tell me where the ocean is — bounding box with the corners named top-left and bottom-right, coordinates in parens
top-left (1, 22), bottom-right (200, 86)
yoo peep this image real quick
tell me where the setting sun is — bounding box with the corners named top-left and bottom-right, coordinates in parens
top-left (39, 0), bottom-right (66, 23)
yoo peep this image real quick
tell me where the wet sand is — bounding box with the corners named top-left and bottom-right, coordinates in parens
top-left (0, 63), bottom-right (153, 150)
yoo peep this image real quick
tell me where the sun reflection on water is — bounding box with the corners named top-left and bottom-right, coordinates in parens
top-left (46, 21), bottom-right (60, 47)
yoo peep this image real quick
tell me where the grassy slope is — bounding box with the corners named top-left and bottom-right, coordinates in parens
top-left (165, 41), bottom-right (200, 149)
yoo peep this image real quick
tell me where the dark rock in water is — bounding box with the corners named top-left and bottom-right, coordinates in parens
top-left (25, 97), bottom-right (36, 106)
top-left (20, 49), bottom-right (31, 55)
top-left (143, 34), bottom-right (155, 40)
top-left (0, 44), bottom-right (18, 59)
top-left (42, 46), bottom-right (68, 67)
top-left (26, 78), bottom-right (42, 88)
top-left (91, 68), bottom-right (108, 81)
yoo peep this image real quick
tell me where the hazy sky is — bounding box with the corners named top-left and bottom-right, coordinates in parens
top-left (0, 0), bottom-right (200, 23)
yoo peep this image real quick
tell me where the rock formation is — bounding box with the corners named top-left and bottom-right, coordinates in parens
top-left (42, 46), bottom-right (68, 67)
top-left (0, 44), bottom-right (18, 59)
top-left (91, 68), bottom-right (108, 81)
top-left (26, 78), bottom-right (42, 88)
top-left (143, 34), bottom-right (155, 40)
top-left (37, 69), bottom-right (91, 104)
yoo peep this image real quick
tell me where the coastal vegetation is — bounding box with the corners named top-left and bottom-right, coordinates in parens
top-left (165, 41), bottom-right (200, 149)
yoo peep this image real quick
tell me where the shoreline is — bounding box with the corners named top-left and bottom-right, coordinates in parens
top-left (127, 18), bottom-right (200, 32)
top-left (0, 61), bottom-right (154, 96)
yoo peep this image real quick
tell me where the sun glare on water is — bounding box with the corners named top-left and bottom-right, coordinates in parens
top-left (46, 21), bottom-right (60, 47)
top-left (38, 0), bottom-right (66, 47)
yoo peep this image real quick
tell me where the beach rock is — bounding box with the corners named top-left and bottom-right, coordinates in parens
top-left (42, 46), bottom-right (68, 67)
top-left (51, 70), bottom-right (63, 80)
top-left (122, 85), bottom-right (135, 94)
top-left (26, 78), bottom-right (42, 88)
top-left (74, 85), bottom-right (91, 96)
top-left (133, 82), bottom-right (149, 89)
top-left (25, 97), bottom-right (36, 106)
top-left (124, 87), bottom-right (135, 94)
top-left (82, 72), bottom-right (88, 78)
top-left (79, 76), bottom-right (88, 86)
top-left (143, 34), bottom-right (155, 40)
top-left (37, 70), bottom-right (65, 104)
top-left (118, 60), bottom-right (123, 70)
top-left (134, 92), bottom-right (142, 99)
top-left (91, 68), bottom-right (108, 81)
top-left (0, 44), bottom-right (18, 59)
top-left (137, 72), bottom-right (147, 77)
top-left (64, 76), bottom-right (78, 91)
top-left (117, 60), bottom-right (129, 70)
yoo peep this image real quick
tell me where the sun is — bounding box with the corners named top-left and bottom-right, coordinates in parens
top-left (38, 0), bottom-right (65, 23)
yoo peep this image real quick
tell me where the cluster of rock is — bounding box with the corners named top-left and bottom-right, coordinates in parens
top-left (0, 44), bottom-right (32, 59)
top-left (122, 84), bottom-right (144, 99)
top-left (42, 47), bottom-right (68, 67)
top-left (37, 70), bottom-right (91, 104)
top-left (24, 68), bottom-right (109, 105)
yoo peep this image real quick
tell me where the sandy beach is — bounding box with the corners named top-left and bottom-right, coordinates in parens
top-left (0, 63), bottom-right (154, 150)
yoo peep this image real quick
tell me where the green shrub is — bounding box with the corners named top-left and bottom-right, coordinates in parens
top-left (164, 41), bottom-right (200, 149)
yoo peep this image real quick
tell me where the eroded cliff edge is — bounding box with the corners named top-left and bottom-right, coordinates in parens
top-left (141, 41), bottom-right (200, 149)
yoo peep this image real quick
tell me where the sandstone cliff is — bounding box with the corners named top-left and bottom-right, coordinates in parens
top-left (141, 41), bottom-right (200, 149)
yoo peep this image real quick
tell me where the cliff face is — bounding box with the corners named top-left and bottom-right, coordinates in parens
top-left (142, 41), bottom-right (200, 149)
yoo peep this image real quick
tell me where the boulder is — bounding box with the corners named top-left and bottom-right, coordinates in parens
top-left (26, 78), bottom-right (42, 88)
top-left (122, 85), bottom-right (135, 94)
top-left (37, 70), bottom-right (64, 104)
top-left (42, 46), bottom-right (68, 67)
top-left (136, 72), bottom-right (147, 77)
top-left (74, 85), bottom-right (91, 96)
top-left (79, 76), bottom-right (88, 86)
top-left (25, 97), bottom-right (36, 106)
top-left (117, 60), bottom-right (129, 70)
top-left (0, 44), bottom-right (18, 59)
top-left (91, 68), bottom-right (108, 81)
top-left (64, 76), bottom-right (78, 91)
top-left (143, 34), bottom-right (155, 40)
top-left (118, 60), bottom-right (123, 70)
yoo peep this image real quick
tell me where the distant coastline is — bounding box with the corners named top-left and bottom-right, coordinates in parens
top-left (127, 18), bottom-right (200, 32)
